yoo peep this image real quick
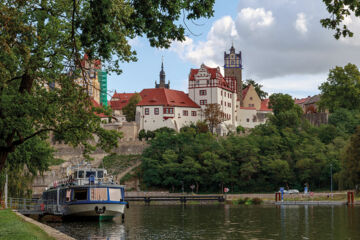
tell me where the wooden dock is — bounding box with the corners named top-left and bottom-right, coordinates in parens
top-left (125, 195), bottom-right (225, 205)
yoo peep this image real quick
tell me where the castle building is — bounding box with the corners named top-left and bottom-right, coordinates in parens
top-left (136, 88), bottom-right (200, 131)
top-left (224, 45), bottom-right (243, 105)
top-left (155, 60), bottom-right (170, 89)
top-left (188, 64), bottom-right (237, 133)
top-left (78, 54), bottom-right (108, 106)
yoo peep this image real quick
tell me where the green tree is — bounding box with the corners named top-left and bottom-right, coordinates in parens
top-left (321, 0), bottom-right (360, 39)
top-left (268, 93), bottom-right (303, 128)
top-left (123, 93), bottom-right (142, 122)
top-left (243, 79), bottom-right (268, 99)
top-left (319, 64), bottom-right (360, 113)
top-left (203, 104), bottom-right (225, 133)
top-left (340, 126), bottom-right (360, 190)
top-left (0, 0), bottom-right (215, 172)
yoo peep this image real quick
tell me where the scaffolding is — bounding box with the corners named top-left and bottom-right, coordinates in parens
top-left (98, 70), bottom-right (108, 106)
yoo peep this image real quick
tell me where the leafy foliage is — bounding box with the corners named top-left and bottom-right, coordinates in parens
top-left (203, 104), bottom-right (225, 133)
top-left (319, 64), bottom-right (360, 113)
top-left (0, 0), bottom-right (215, 174)
top-left (140, 92), bottom-right (352, 193)
top-left (321, 0), bottom-right (360, 39)
top-left (123, 93), bottom-right (142, 122)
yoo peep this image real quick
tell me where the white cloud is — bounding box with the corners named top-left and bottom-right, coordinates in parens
top-left (295, 13), bottom-right (308, 34)
top-left (170, 16), bottom-right (237, 68)
top-left (238, 8), bottom-right (274, 30)
top-left (170, 0), bottom-right (360, 96)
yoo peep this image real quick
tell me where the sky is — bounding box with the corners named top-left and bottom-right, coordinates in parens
top-left (107, 0), bottom-right (360, 99)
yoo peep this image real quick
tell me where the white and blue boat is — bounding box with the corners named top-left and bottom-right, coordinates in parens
top-left (41, 162), bottom-right (128, 221)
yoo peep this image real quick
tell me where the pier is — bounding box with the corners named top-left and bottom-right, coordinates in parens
top-left (124, 195), bottom-right (225, 205)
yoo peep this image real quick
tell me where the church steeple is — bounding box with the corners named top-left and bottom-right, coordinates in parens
top-left (155, 57), bottom-right (170, 89)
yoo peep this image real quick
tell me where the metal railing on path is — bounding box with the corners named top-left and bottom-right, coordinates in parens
top-left (2, 197), bottom-right (62, 215)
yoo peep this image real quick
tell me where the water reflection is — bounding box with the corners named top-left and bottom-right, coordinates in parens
top-left (45, 205), bottom-right (360, 240)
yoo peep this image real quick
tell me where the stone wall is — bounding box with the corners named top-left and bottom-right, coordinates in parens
top-left (303, 112), bottom-right (328, 126)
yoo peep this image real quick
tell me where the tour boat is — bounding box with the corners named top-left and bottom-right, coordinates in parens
top-left (41, 162), bottom-right (128, 221)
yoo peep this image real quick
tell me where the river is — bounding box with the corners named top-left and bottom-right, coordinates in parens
top-left (46, 204), bottom-right (360, 240)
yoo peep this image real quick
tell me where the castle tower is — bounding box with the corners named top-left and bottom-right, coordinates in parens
top-left (155, 58), bottom-right (170, 89)
top-left (224, 45), bottom-right (243, 105)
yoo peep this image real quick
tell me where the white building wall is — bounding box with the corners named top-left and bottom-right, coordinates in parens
top-left (136, 106), bottom-right (201, 132)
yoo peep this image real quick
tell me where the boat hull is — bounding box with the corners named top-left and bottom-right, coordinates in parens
top-left (63, 202), bottom-right (126, 221)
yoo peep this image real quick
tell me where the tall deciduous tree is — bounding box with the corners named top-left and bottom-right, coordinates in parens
top-left (268, 93), bottom-right (303, 129)
top-left (203, 104), bottom-right (225, 133)
top-left (341, 126), bottom-right (360, 190)
top-left (319, 63), bottom-right (360, 113)
top-left (123, 93), bottom-right (142, 122)
top-left (0, 0), bottom-right (215, 172)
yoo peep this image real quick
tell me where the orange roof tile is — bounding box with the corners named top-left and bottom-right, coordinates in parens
top-left (137, 88), bottom-right (200, 108)
top-left (260, 99), bottom-right (272, 111)
top-left (91, 99), bottom-right (109, 118)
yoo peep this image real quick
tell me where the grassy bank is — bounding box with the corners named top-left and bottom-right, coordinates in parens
top-left (102, 154), bottom-right (141, 176)
top-left (0, 209), bottom-right (54, 240)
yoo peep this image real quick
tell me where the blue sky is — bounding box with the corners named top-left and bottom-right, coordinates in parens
top-left (108, 0), bottom-right (360, 99)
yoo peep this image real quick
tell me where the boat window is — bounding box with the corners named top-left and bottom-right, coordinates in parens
top-left (78, 171), bottom-right (84, 178)
top-left (86, 171), bottom-right (96, 178)
top-left (90, 188), bottom-right (107, 201)
top-left (73, 189), bottom-right (88, 201)
top-left (109, 188), bottom-right (122, 201)
top-left (97, 170), bottom-right (103, 179)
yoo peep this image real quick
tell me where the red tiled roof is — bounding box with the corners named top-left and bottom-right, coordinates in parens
top-left (91, 99), bottom-right (109, 118)
top-left (242, 85), bottom-right (250, 100)
top-left (109, 93), bottom-right (135, 110)
top-left (189, 65), bottom-right (218, 81)
top-left (137, 88), bottom-right (200, 108)
top-left (81, 54), bottom-right (101, 70)
top-left (294, 97), bottom-right (310, 105)
top-left (260, 99), bottom-right (272, 111)
top-left (111, 92), bottom-right (135, 100)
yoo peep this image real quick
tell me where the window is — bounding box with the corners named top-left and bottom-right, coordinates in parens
top-left (221, 91), bottom-right (223, 96)
top-left (163, 108), bottom-right (174, 114)
top-left (228, 103), bottom-right (231, 107)
top-left (145, 108), bottom-right (149, 115)
top-left (246, 118), bottom-right (250, 122)
top-left (109, 188), bottom-right (122, 201)
top-left (199, 90), bottom-right (207, 96)
top-left (90, 188), bottom-right (107, 201)
top-left (250, 97), bottom-right (253, 100)
top-left (191, 111), bottom-right (197, 116)
top-left (97, 171), bottom-right (103, 179)
top-left (73, 188), bottom-right (88, 201)
top-left (221, 100), bottom-right (223, 105)
top-left (248, 104), bottom-right (254, 107)
top-left (154, 108), bottom-right (159, 115)
top-left (183, 110), bottom-right (188, 116)
top-left (200, 100), bottom-right (207, 105)
top-left (86, 171), bottom-right (96, 178)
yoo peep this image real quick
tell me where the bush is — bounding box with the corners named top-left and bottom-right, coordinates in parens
top-left (138, 129), bottom-right (146, 140)
top-left (251, 197), bottom-right (263, 205)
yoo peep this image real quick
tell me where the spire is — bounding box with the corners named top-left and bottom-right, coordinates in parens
top-left (230, 42), bottom-right (235, 53)
top-left (159, 56), bottom-right (165, 85)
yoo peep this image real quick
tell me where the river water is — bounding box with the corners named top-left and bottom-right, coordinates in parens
top-left (46, 204), bottom-right (360, 240)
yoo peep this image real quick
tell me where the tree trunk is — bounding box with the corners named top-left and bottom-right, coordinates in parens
top-left (196, 182), bottom-right (199, 194)
top-left (0, 151), bottom-right (9, 173)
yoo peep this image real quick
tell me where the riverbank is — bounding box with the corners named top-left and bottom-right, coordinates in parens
top-left (0, 209), bottom-right (74, 240)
